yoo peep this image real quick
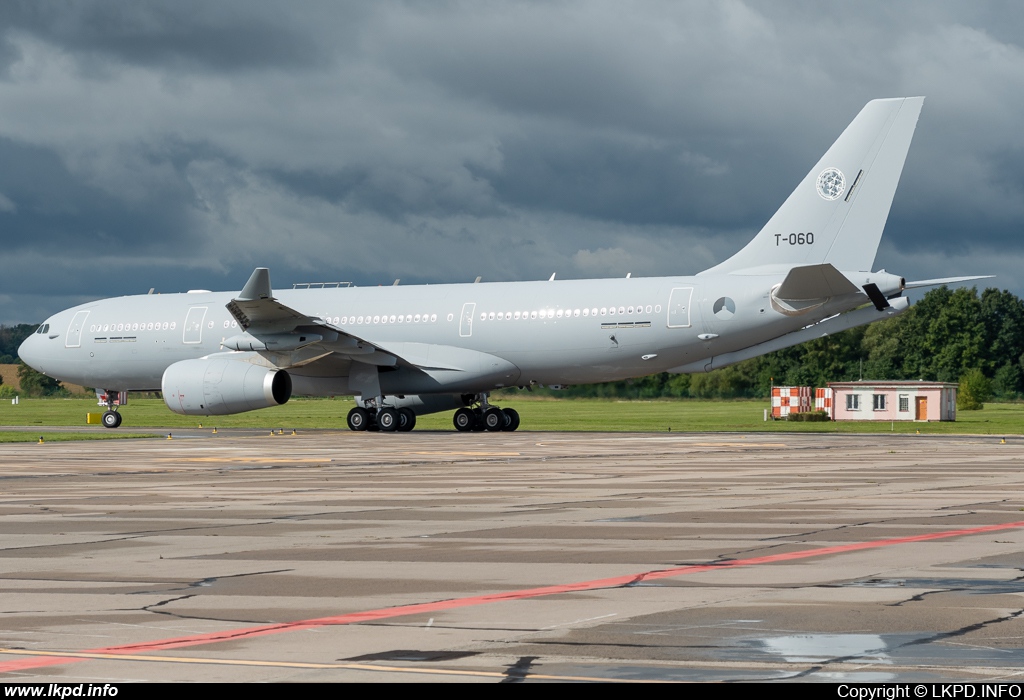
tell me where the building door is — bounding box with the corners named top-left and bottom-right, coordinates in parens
top-left (915, 396), bottom-right (928, 421)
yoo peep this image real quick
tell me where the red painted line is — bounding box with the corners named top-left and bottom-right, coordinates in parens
top-left (3, 519), bottom-right (1022, 675)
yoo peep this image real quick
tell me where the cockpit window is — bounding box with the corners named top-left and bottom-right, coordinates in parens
top-left (36, 324), bottom-right (50, 334)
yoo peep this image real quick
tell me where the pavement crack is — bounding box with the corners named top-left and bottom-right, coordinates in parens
top-left (901, 608), bottom-right (1024, 648)
top-left (142, 594), bottom-right (195, 611)
top-left (139, 595), bottom-right (270, 625)
top-left (761, 518), bottom-right (896, 541)
top-left (0, 522), bottom-right (277, 554)
top-left (886, 588), bottom-right (954, 607)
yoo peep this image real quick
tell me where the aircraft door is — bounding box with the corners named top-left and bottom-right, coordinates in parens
top-left (460, 302), bottom-right (476, 338)
top-left (65, 311), bottom-right (90, 348)
top-left (666, 287), bottom-right (693, 328)
top-left (183, 307), bottom-right (208, 344)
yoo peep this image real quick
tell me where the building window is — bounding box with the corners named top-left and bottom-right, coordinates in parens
top-left (899, 395), bottom-right (909, 412)
top-left (873, 394), bottom-right (886, 410)
top-left (846, 394), bottom-right (860, 411)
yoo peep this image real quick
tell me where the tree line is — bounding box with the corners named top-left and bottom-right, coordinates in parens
top-left (2, 286), bottom-right (1023, 400)
top-left (530, 286), bottom-right (1024, 400)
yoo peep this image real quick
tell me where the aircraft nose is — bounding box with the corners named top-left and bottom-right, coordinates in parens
top-left (18, 334), bottom-right (43, 372)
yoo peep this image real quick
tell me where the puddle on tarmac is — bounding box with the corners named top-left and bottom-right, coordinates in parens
top-left (725, 632), bottom-right (1024, 671)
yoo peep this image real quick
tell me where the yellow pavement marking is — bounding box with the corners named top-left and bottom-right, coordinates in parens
top-left (0, 648), bottom-right (666, 682)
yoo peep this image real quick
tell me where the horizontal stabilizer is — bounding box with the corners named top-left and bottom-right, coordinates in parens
top-left (775, 264), bottom-right (859, 301)
top-left (904, 275), bottom-right (994, 290)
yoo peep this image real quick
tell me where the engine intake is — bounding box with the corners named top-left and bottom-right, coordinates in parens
top-left (162, 357), bottom-right (291, 416)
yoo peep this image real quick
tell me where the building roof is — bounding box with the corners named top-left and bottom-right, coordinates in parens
top-left (827, 380), bottom-right (958, 389)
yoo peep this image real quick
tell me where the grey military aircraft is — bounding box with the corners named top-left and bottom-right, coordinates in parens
top-left (18, 97), bottom-right (986, 432)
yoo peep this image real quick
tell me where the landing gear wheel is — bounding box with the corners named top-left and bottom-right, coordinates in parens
top-left (471, 409), bottom-right (486, 431)
top-left (377, 407), bottom-right (399, 432)
top-left (398, 408), bottom-right (416, 432)
top-left (501, 407), bottom-right (520, 432)
top-left (101, 410), bottom-right (122, 429)
top-left (453, 407), bottom-right (476, 432)
top-left (347, 407), bottom-right (370, 431)
top-left (483, 407), bottom-right (505, 432)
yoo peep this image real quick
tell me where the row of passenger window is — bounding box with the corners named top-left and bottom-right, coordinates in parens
top-left (479, 304), bottom-right (662, 321)
top-left (324, 313), bottom-right (439, 326)
top-left (91, 322), bottom-right (176, 333)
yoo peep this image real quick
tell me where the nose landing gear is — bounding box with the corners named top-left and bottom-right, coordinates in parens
top-left (98, 390), bottom-right (126, 429)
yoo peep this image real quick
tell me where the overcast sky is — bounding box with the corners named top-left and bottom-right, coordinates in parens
top-left (0, 1), bottom-right (1022, 324)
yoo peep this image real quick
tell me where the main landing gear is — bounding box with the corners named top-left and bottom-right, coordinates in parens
top-left (453, 394), bottom-right (519, 433)
top-left (346, 404), bottom-right (416, 432)
top-left (344, 393), bottom-right (520, 433)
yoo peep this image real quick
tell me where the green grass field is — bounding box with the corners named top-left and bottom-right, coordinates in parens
top-left (0, 431), bottom-right (158, 443)
top-left (1, 395), bottom-right (1022, 437)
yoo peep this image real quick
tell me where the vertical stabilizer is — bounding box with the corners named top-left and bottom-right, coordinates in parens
top-left (700, 97), bottom-right (924, 275)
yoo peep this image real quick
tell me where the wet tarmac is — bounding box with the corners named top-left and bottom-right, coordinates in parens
top-left (0, 429), bottom-right (1023, 682)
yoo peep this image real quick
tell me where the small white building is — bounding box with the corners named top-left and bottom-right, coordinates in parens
top-left (823, 381), bottom-right (958, 422)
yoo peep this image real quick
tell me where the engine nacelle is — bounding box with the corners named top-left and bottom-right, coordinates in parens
top-left (161, 358), bottom-right (291, 416)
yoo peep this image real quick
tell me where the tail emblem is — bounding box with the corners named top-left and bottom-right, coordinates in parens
top-left (816, 167), bottom-right (846, 200)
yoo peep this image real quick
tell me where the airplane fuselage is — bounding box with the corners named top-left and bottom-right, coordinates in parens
top-left (20, 272), bottom-right (885, 398)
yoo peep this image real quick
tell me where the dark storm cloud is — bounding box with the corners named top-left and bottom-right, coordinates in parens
top-left (0, 137), bottom-right (202, 263)
top-left (268, 163), bottom-right (503, 221)
top-left (477, 127), bottom-right (803, 229)
top-left (0, 0), bottom-right (329, 73)
top-left (1, 1), bottom-right (1023, 323)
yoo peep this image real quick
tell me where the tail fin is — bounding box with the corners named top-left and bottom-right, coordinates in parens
top-left (700, 97), bottom-right (924, 276)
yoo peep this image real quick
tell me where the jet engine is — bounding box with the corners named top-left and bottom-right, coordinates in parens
top-left (161, 357), bottom-right (291, 416)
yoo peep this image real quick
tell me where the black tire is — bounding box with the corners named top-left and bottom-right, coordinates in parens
top-left (347, 407), bottom-right (370, 431)
top-left (453, 407), bottom-right (476, 432)
top-left (501, 407), bottom-right (520, 431)
top-left (398, 408), bottom-right (416, 432)
top-left (102, 410), bottom-right (122, 429)
top-left (483, 407), bottom-right (504, 432)
top-left (378, 407), bottom-right (399, 432)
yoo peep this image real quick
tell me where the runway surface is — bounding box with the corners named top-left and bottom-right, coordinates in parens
top-left (1, 429), bottom-right (1023, 682)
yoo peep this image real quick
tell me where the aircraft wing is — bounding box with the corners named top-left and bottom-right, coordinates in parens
top-left (223, 268), bottom-right (509, 377)
top-left (226, 267), bottom-right (319, 332)
top-left (223, 268), bottom-right (396, 365)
